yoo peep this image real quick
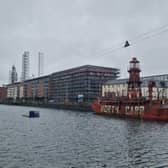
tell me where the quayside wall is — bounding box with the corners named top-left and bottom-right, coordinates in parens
top-left (0, 101), bottom-right (92, 112)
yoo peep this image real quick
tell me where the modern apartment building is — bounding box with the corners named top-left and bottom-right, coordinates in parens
top-left (49, 65), bottom-right (120, 103)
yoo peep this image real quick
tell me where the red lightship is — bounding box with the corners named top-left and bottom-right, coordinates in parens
top-left (92, 57), bottom-right (168, 121)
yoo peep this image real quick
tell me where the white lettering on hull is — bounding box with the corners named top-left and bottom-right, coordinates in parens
top-left (100, 105), bottom-right (145, 116)
top-left (100, 105), bottom-right (119, 114)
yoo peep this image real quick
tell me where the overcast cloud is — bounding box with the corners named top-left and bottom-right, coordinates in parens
top-left (0, 0), bottom-right (168, 85)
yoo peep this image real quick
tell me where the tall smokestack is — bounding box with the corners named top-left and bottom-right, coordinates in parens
top-left (38, 52), bottom-right (44, 77)
top-left (21, 51), bottom-right (30, 81)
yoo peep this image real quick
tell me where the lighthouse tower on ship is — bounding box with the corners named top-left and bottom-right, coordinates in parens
top-left (92, 57), bottom-right (168, 121)
top-left (127, 57), bottom-right (142, 99)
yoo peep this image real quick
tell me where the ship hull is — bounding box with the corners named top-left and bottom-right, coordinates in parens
top-left (92, 100), bottom-right (168, 121)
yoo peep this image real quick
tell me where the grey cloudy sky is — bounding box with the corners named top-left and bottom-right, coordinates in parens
top-left (0, 0), bottom-right (168, 85)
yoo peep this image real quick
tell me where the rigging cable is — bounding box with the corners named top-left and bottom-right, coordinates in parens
top-left (94, 23), bottom-right (168, 58)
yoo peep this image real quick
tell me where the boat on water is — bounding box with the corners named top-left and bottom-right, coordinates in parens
top-left (22, 111), bottom-right (40, 118)
top-left (92, 57), bottom-right (168, 121)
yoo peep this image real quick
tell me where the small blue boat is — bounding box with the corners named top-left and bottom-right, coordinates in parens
top-left (22, 111), bottom-right (40, 118)
top-left (29, 111), bottom-right (40, 118)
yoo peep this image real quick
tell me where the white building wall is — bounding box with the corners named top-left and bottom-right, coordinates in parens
top-left (102, 84), bottom-right (168, 100)
top-left (102, 83), bottom-right (128, 97)
top-left (19, 85), bottom-right (24, 98)
top-left (7, 87), bottom-right (12, 98)
top-left (7, 86), bottom-right (18, 99)
top-left (13, 86), bottom-right (17, 99)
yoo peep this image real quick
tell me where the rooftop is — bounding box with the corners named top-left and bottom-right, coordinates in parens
top-left (51, 64), bottom-right (120, 75)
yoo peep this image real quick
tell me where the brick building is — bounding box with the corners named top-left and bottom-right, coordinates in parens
top-left (0, 87), bottom-right (7, 102)
top-left (24, 75), bottom-right (49, 102)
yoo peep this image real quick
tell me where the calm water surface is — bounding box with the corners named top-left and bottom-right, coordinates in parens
top-left (0, 105), bottom-right (168, 168)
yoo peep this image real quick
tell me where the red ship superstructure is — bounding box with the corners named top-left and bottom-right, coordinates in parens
top-left (92, 57), bottom-right (168, 121)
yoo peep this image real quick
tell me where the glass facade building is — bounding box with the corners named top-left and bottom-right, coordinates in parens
top-left (49, 65), bottom-right (120, 103)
